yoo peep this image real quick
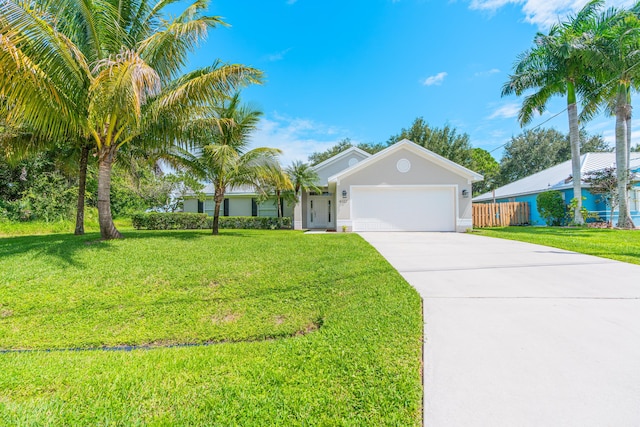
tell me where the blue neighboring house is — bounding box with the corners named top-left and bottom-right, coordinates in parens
top-left (473, 152), bottom-right (640, 225)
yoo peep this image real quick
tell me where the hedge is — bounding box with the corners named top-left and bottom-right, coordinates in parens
top-left (132, 212), bottom-right (291, 230)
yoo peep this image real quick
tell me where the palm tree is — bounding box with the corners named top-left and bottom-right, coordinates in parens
top-left (0, 0), bottom-right (261, 239)
top-left (171, 94), bottom-right (280, 235)
top-left (285, 160), bottom-right (321, 229)
top-left (502, 0), bottom-right (604, 225)
top-left (257, 164), bottom-right (294, 218)
top-left (286, 160), bottom-right (322, 198)
top-left (586, 5), bottom-right (640, 228)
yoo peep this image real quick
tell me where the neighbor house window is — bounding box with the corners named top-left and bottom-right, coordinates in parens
top-left (251, 198), bottom-right (257, 217)
top-left (197, 200), bottom-right (204, 213)
top-left (328, 200), bottom-right (331, 222)
top-left (223, 199), bottom-right (229, 217)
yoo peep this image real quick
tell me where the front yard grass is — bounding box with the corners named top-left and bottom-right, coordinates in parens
top-left (475, 226), bottom-right (640, 265)
top-left (0, 229), bottom-right (422, 425)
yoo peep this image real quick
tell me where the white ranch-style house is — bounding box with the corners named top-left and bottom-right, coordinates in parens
top-left (183, 139), bottom-right (483, 232)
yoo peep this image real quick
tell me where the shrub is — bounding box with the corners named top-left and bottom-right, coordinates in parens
top-left (132, 213), bottom-right (291, 230)
top-left (218, 216), bottom-right (291, 230)
top-left (536, 190), bottom-right (566, 226)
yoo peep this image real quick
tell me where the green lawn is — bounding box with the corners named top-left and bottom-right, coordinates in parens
top-left (475, 227), bottom-right (640, 265)
top-left (0, 217), bottom-right (132, 237)
top-left (0, 229), bottom-right (422, 425)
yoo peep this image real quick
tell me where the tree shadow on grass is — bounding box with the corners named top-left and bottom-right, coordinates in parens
top-left (0, 229), bottom-right (251, 267)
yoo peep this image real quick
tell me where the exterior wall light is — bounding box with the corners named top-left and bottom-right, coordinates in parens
top-left (342, 190), bottom-right (348, 199)
top-left (462, 189), bottom-right (469, 198)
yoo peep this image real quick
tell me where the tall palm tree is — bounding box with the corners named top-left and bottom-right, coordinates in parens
top-left (171, 94), bottom-right (280, 235)
top-left (257, 164), bottom-right (294, 218)
top-left (586, 5), bottom-right (640, 228)
top-left (0, 0), bottom-right (261, 239)
top-left (502, 0), bottom-right (604, 225)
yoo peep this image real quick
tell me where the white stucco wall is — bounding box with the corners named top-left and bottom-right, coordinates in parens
top-left (334, 148), bottom-right (473, 232)
top-left (315, 151), bottom-right (370, 185)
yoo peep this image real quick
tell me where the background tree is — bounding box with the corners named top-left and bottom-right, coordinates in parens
top-left (502, 0), bottom-right (605, 225)
top-left (0, 0), bottom-right (261, 239)
top-left (470, 148), bottom-right (500, 196)
top-left (387, 117), bottom-right (473, 167)
top-left (498, 128), bottom-right (610, 185)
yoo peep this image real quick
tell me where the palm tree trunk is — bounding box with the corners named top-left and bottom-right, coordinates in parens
top-left (567, 94), bottom-right (584, 225)
top-left (276, 190), bottom-right (282, 218)
top-left (97, 146), bottom-right (122, 239)
top-left (74, 144), bottom-right (90, 235)
top-left (615, 86), bottom-right (634, 229)
top-left (212, 189), bottom-right (224, 235)
top-left (626, 88), bottom-right (632, 169)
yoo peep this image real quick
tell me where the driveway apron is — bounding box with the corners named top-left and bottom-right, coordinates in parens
top-left (359, 232), bottom-right (640, 427)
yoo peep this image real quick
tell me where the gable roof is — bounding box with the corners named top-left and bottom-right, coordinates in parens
top-left (328, 139), bottom-right (484, 184)
top-left (311, 146), bottom-right (371, 173)
top-left (473, 152), bottom-right (640, 202)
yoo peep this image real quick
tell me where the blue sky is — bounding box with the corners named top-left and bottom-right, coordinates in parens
top-left (184, 0), bottom-right (636, 164)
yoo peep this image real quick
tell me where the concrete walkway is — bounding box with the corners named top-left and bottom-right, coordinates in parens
top-left (359, 232), bottom-right (640, 427)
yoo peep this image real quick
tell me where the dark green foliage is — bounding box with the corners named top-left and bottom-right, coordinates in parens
top-left (131, 212), bottom-right (210, 229)
top-left (536, 190), bottom-right (566, 226)
top-left (499, 129), bottom-right (611, 186)
top-left (85, 165), bottom-right (174, 217)
top-left (470, 148), bottom-right (500, 196)
top-left (132, 213), bottom-right (291, 230)
top-left (387, 117), bottom-right (474, 167)
top-left (0, 152), bottom-right (76, 222)
top-left (308, 138), bottom-right (386, 165)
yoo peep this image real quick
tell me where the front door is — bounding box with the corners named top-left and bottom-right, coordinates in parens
top-left (308, 196), bottom-right (333, 229)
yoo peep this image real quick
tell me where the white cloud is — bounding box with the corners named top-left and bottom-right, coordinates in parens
top-left (422, 72), bottom-right (448, 86)
top-left (488, 102), bottom-right (521, 119)
top-left (248, 114), bottom-right (354, 165)
top-left (265, 48), bottom-right (292, 62)
top-left (469, 0), bottom-right (636, 29)
top-left (474, 68), bottom-right (501, 77)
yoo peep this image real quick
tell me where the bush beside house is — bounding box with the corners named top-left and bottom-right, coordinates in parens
top-left (536, 191), bottom-right (566, 226)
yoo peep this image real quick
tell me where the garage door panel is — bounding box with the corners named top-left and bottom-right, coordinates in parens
top-left (351, 186), bottom-right (455, 232)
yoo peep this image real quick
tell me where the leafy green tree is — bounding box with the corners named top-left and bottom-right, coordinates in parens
top-left (170, 94), bottom-right (280, 235)
top-left (503, 0), bottom-right (605, 225)
top-left (537, 190), bottom-right (566, 226)
top-left (0, 0), bottom-right (261, 239)
top-left (0, 150), bottom-right (77, 222)
top-left (498, 128), bottom-right (610, 185)
top-left (387, 118), bottom-right (473, 167)
top-left (470, 148), bottom-right (500, 196)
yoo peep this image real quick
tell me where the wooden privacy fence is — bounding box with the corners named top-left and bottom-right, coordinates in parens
top-left (473, 202), bottom-right (530, 227)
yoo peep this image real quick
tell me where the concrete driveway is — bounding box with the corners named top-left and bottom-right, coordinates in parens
top-left (359, 232), bottom-right (640, 427)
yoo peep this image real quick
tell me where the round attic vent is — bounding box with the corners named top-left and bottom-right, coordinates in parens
top-left (348, 158), bottom-right (359, 167)
top-left (397, 158), bottom-right (411, 173)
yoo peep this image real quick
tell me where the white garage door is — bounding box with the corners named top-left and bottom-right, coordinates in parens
top-left (351, 186), bottom-right (455, 232)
